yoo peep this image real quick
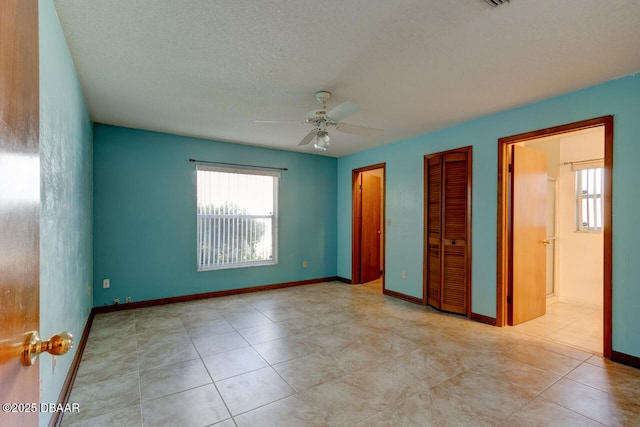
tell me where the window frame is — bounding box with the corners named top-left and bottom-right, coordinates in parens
top-left (196, 165), bottom-right (279, 271)
top-left (575, 166), bottom-right (604, 233)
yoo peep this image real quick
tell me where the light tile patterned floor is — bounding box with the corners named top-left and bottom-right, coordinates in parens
top-left (511, 298), bottom-right (603, 355)
top-left (61, 280), bottom-right (640, 426)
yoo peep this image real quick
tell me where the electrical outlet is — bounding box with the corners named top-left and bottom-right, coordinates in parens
top-left (402, 271), bottom-right (407, 280)
top-left (126, 296), bottom-right (131, 303)
top-left (113, 298), bottom-right (120, 305)
top-left (103, 278), bottom-right (110, 289)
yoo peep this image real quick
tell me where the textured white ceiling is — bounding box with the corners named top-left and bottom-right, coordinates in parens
top-left (53, 0), bottom-right (640, 157)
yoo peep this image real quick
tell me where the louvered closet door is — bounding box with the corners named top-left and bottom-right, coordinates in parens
top-left (425, 150), bottom-right (470, 315)
top-left (441, 153), bottom-right (468, 314)
top-left (426, 156), bottom-right (442, 308)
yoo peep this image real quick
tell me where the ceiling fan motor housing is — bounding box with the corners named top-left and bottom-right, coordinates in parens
top-left (306, 109), bottom-right (328, 126)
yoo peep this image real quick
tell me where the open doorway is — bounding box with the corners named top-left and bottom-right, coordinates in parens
top-left (352, 164), bottom-right (385, 291)
top-left (497, 116), bottom-right (613, 358)
top-left (518, 128), bottom-right (604, 353)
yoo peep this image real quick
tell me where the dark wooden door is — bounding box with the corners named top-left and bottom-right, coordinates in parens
top-left (0, 1), bottom-right (41, 426)
top-left (426, 156), bottom-right (442, 307)
top-left (510, 145), bottom-right (547, 325)
top-left (360, 173), bottom-right (381, 283)
top-left (425, 149), bottom-right (471, 315)
top-left (441, 153), bottom-right (469, 313)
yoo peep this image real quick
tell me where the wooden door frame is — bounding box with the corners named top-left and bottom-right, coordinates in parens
top-left (496, 116), bottom-right (613, 358)
top-left (352, 163), bottom-right (386, 287)
top-left (423, 146), bottom-right (473, 316)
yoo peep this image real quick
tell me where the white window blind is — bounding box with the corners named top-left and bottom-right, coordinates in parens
top-left (196, 165), bottom-right (279, 271)
top-left (575, 167), bottom-right (603, 232)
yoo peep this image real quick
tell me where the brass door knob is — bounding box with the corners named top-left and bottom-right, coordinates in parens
top-left (22, 331), bottom-right (73, 366)
top-left (542, 239), bottom-right (551, 245)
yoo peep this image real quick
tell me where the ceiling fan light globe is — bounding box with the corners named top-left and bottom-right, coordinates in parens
top-left (314, 134), bottom-right (330, 151)
top-left (317, 130), bottom-right (330, 143)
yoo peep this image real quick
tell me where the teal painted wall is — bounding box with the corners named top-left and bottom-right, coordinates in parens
top-left (39, 1), bottom-right (93, 426)
top-left (337, 74), bottom-right (640, 358)
top-left (93, 125), bottom-right (337, 305)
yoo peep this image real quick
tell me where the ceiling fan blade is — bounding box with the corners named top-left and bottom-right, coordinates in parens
top-left (298, 129), bottom-right (319, 146)
top-left (326, 102), bottom-right (360, 122)
top-left (335, 122), bottom-right (383, 137)
top-left (254, 120), bottom-right (302, 124)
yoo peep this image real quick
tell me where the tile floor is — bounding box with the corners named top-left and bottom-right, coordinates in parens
top-left (513, 299), bottom-right (603, 355)
top-left (61, 280), bottom-right (639, 426)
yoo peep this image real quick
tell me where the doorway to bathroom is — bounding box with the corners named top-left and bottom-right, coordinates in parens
top-left (496, 116), bottom-right (612, 357)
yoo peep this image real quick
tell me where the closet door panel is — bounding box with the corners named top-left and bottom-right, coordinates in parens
top-left (426, 157), bottom-right (442, 308)
top-left (443, 154), bottom-right (467, 241)
top-left (442, 245), bottom-right (466, 313)
top-left (441, 154), bottom-right (468, 314)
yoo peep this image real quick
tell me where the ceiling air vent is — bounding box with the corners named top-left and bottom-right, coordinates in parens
top-left (484, 0), bottom-right (510, 7)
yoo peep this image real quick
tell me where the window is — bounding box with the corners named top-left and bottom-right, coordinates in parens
top-left (196, 165), bottom-right (279, 270)
top-left (575, 167), bottom-right (603, 232)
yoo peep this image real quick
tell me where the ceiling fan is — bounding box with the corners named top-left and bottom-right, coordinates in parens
top-left (256, 91), bottom-right (383, 152)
